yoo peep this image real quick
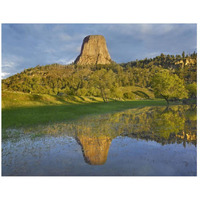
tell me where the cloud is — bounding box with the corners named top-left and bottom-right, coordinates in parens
top-left (1, 72), bottom-right (10, 79)
top-left (144, 52), bottom-right (162, 58)
top-left (2, 55), bottom-right (24, 70)
top-left (55, 58), bottom-right (75, 65)
top-left (2, 60), bottom-right (16, 69)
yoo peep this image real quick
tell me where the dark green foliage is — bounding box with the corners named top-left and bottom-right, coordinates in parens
top-left (182, 51), bottom-right (185, 59)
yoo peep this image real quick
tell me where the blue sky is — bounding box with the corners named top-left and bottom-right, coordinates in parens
top-left (2, 24), bottom-right (197, 79)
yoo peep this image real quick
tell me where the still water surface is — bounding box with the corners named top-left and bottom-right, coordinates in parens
top-left (2, 105), bottom-right (197, 176)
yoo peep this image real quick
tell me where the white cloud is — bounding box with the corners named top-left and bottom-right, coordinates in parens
top-left (2, 55), bottom-right (23, 69)
top-left (1, 72), bottom-right (10, 79)
top-left (2, 60), bottom-right (16, 69)
top-left (1, 55), bottom-right (25, 78)
top-left (145, 52), bottom-right (161, 58)
top-left (55, 58), bottom-right (75, 65)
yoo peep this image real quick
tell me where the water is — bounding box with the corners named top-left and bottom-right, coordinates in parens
top-left (2, 105), bottom-right (197, 176)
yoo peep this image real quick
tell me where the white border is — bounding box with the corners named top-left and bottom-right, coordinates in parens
top-left (0, 1), bottom-right (199, 200)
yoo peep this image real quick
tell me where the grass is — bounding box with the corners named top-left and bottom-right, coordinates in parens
top-left (1, 86), bottom-right (155, 109)
top-left (2, 99), bottom-right (168, 130)
top-left (1, 91), bottom-right (105, 109)
top-left (4, 90), bottom-right (189, 137)
top-left (118, 86), bottom-right (155, 99)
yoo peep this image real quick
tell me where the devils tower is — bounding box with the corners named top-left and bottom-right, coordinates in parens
top-left (74, 35), bottom-right (112, 65)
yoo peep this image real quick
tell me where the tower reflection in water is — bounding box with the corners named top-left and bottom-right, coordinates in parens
top-left (76, 135), bottom-right (112, 165)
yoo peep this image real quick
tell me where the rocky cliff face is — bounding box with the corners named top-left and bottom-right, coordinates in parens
top-left (175, 58), bottom-right (196, 68)
top-left (74, 35), bottom-right (112, 65)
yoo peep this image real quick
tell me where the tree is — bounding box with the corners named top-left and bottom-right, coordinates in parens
top-left (186, 83), bottom-right (197, 98)
top-left (90, 69), bottom-right (115, 102)
top-left (69, 68), bottom-right (91, 94)
top-left (151, 69), bottom-right (188, 104)
top-left (176, 54), bottom-right (181, 59)
top-left (182, 51), bottom-right (185, 59)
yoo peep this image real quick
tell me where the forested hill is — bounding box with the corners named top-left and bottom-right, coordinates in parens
top-left (2, 52), bottom-right (197, 101)
top-left (120, 52), bottom-right (197, 83)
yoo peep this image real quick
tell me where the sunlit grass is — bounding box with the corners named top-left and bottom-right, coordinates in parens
top-left (2, 98), bottom-right (167, 130)
top-left (2, 91), bottom-right (105, 108)
top-left (2, 88), bottom-right (154, 109)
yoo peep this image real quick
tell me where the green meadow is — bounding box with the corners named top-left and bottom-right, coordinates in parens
top-left (2, 91), bottom-right (168, 130)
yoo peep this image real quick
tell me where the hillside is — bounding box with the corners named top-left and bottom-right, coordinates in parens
top-left (120, 52), bottom-right (197, 84)
top-left (2, 52), bottom-right (197, 104)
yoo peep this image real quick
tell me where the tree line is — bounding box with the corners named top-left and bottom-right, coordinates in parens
top-left (2, 52), bottom-right (197, 103)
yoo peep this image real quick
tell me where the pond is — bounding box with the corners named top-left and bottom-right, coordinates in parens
top-left (2, 105), bottom-right (197, 176)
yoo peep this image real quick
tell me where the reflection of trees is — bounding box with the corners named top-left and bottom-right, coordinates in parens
top-left (73, 105), bottom-right (196, 147)
top-left (22, 105), bottom-right (197, 148)
top-left (151, 107), bottom-right (185, 139)
top-left (124, 106), bottom-right (196, 146)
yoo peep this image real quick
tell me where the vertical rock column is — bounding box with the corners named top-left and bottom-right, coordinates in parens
top-left (74, 35), bottom-right (112, 65)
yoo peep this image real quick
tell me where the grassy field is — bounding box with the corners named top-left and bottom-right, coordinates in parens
top-left (2, 91), bottom-right (105, 109)
top-left (2, 97), bottom-right (168, 130)
top-left (2, 86), bottom-right (155, 109)
top-left (5, 90), bottom-right (193, 136)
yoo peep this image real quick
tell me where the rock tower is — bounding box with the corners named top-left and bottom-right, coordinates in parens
top-left (74, 35), bottom-right (112, 65)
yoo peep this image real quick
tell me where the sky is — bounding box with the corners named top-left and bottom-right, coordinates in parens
top-left (1, 23), bottom-right (197, 79)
